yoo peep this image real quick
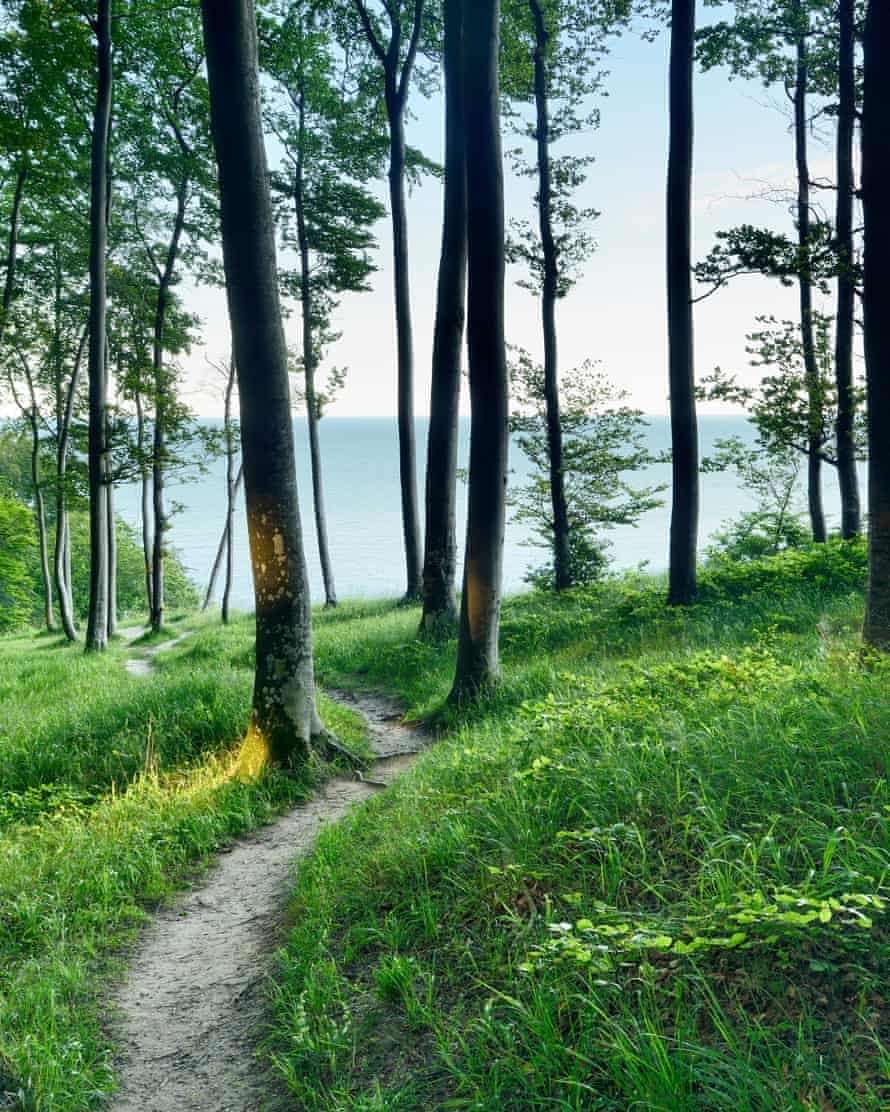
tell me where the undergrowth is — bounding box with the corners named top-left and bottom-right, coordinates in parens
top-left (265, 539), bottom-right (890, 1110)
top-left (0, 614), bottom-right (367, 1110)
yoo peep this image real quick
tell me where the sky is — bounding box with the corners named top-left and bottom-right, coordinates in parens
top-left (174, 3), bottom-right (844, 418)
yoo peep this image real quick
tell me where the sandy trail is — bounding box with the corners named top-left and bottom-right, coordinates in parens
top-left (109, 692), bottom-right (424, 1112)
top-left (119, 626), bottom-right (194, 677)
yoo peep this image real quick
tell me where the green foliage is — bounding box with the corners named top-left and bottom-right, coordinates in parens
top-left (509, 349), bottom-right (664, 589)
top-left (263, 547), bottom-right (889, 1109)
top-left (0, 613), bottom-right (368, 1108)
top-left (0, 491), bottom-right (36, 631)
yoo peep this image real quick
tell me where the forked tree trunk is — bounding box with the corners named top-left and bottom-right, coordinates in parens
top-left (421, 0), bottom-right (466, 632)
top-left (793, 13), bottom-right (826, 544)
top-left (203, 462), bottom-right (244, 612)
top-left (862, 1), bottom-right (890, 647)
top-left (135, 391), bottom-right (153, 614)
top-left (835, 0), bottom-right (860, 539)
top-left (107, 461), bottom-right (117, 637)
top-left (222, 361), bottom-right (238, 623)
top-left (294, 82), bottom-right (337, 608)
top-left (25, 384), bottom-right (54, 632)
top-left (530, 0), bottom-right (571, 591)
top-left (451, 0), bottom-right (508, 700)
top-left (85, 0), bottom-right (112, 652)
top-left (54, 303), bottom-right (84, 641)
top-left (202, 0), bottom-right (323, 767)
top-left (150, 182), bottom-right (188, 633)
top-left (667, 0), bottom-right (699, 606)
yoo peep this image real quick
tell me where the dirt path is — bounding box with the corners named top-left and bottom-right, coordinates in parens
top-left (109, 692), bottom-right (424, 1112)
top-left (120, 627), bottom-right (194, 678)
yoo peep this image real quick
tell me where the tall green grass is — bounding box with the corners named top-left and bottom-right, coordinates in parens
top-left (0, 614), bottom-right (366, 1110)
top-left (266, 540), bottom-right (890, 1109)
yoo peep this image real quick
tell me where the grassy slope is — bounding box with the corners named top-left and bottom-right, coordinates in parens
top-left (0, 613), bottom-right (368, 1111)
top-left (265, 541), bottom-right (890, 1110)
top-left (1, 545), bottom-right (887, 1111)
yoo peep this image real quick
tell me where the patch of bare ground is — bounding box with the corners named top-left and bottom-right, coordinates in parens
top-left (109, 692), bottom-right (425, 1112)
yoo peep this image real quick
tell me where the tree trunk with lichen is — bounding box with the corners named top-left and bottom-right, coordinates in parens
top-left (202, 0), bottom-right (323, 769)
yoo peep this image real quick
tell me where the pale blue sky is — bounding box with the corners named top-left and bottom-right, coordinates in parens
top-left (183, 2), bottom-right (844, 417)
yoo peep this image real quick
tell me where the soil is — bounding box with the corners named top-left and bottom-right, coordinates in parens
top-left (108, 690), bottom-right (425, 1111)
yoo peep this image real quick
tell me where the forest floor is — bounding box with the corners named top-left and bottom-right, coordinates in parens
top-left (1, 540), bottom-right (889, 1111)
top-left (110, 689), bottom-right (423, 1112)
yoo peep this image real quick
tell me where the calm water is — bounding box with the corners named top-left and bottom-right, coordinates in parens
top-left (114, 416), bottom-right (854, 609)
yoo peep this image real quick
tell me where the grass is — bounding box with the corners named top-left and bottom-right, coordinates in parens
top-left (263, 539), bottom-right (890, 1110)
top-left (0, 612), bottom-right (368, 1110)
top-left (0, 540), bottom-right (884, 1110)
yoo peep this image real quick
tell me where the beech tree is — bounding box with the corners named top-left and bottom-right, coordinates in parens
top-left (696, 0), bottom-right (847, 544)
top-left (84, 0), bottom-right (113, 652)
top-left (834, 0), bottom-right (860, 538)
top-left (420, 0), bottom-right (466, 631)
top-left (119, 5), bottom-right (215, 632)
top-left (201, 0), bottom-right (324, 767)
top-left (263, 0), bottom-right (385, 610)
top-left (666, 0), bottom-right (698, 605)
top-left (451, 0), bottom-right (508, 699)
top-left (862, 0), bottom-right (890, 647)
top-left (501, 0), bottom-right (630, 593)
top-left (345, 0), bottom-right (431, 600)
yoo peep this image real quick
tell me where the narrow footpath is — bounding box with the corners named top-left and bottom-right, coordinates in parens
top-left (110, 650), bottom-right (424, 1111)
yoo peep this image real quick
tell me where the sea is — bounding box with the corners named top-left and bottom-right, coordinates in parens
top-left (113, 416), bottom-right (858, 609)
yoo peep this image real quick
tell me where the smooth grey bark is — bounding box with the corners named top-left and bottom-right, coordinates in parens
top-left (0, 167), bottom-right (26, 341)
top-left (451, 0), bottom-right (508, 700)
top-left (24, 369), bottom-right (54, 632)
top-left (352, 0), bottom-right (425, 600)
top-left (666, 0), bottom-right (699, 606)
top-left (107, 447), bottom-right (117, 638)
top-left (85, 0), bottom-right (112, 652)
top-left (53, 276), bottom-right (84, 641)
top-left (792, 8), bottom-right (826, 544)
top-left (293, 82), bottom-right (337, 608)
top-left (202, 461), bottom-right (244, 612)
top-left (202, 0), bottom-right (323, 766)
top-left (149, 180), bottom-right (188, 633)
top-left (135, 390), bottom-right (153, 614)
top-left (420, 0), bottom-right (466, 632)
top-left (222, 361), bottom-right (237, 623)
top-left (862, 0), bottom-right (890, 647)
top-left (530, 0), bottom-right (571, 591)
top-left (835, 0), bottom-right (861, 539)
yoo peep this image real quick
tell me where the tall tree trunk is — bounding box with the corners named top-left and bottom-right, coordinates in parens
top-left (386, 86), bottom-right (423, 600)
top-left (203, 461), bottom-right (244, 611)
top-left (835, 0), bottom-right (860, 539)
top-left (106, 459), bottom-right (117, 637)
top-left (793, 11), bottom-right (826, 543)
top-left (294, 85), bottom-right (337, 608)
top-left (667, 0), bottom-right (699, 605)
top-left (149, 182), bottom-right (188, 633)
top-left (135, 391), bottom-right (153, 614)
top-left (451, 0), bottom-right (508, 700)
top-left (54, 326), bottom-right (86, 641)
top-left (85, 0), bottom-right (112, 652)
top-left (421, 0), bottom-right (466, 632)
top-left (0, 166), bottom-right (26, 345)
top-left (222, 361), bottom-right (238, 623)
top-left (25, 378), bottom-right (54, 632)
top-left (530, 0), bottom-right (571, 591)
top-left (862, 1), bottom-right (890, 647)
top-left (202, 0), bottom-right (323, 767)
